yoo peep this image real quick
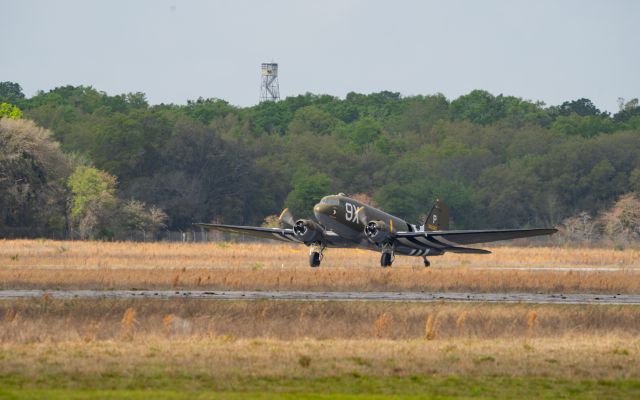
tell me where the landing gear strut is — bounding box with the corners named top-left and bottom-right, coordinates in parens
top-left (423, 256), bottom-right (430, 267)
top-left (308, 242), bottom-right (325, 268)
top-left (380, 243), bottom-right (394, 267)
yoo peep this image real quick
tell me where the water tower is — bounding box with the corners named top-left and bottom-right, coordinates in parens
top-left (260, 62), bottom-right (280, 102)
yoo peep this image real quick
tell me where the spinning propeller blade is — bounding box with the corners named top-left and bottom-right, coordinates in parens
top-left (278, 208), bottom-right (296, 227)
top-left (356, 207), bottom-right (368, 225)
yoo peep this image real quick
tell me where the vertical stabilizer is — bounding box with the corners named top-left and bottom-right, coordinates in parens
top-left (423, 198), bottom-right (449, 231)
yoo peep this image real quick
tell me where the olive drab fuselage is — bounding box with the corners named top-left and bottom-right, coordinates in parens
top-left (313, 194), bottom-right (415, 251)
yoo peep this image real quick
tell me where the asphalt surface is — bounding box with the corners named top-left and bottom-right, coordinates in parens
top-left (0, 290), bottom-right (638, 305)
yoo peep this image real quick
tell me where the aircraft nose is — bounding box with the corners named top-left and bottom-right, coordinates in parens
top-left (314, 204), bottom-right (331, 218)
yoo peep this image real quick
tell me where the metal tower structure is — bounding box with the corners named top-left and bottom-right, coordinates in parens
top-left (259, 62), bottom-right (280, 102)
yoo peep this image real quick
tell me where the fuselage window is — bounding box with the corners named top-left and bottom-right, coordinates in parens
top-left (321, 198), bottom-right (340, 206)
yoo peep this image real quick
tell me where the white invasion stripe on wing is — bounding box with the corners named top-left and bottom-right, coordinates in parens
top-left (415, 235), bottom-right (445, 248)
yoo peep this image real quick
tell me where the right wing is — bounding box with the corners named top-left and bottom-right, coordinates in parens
top-left (395, 229), bottom-right (557, 249)
top-left (195, 223), bottom-right (301, 243)
top-left (394, 228), bottom-right (557, 253)
top-left (424, 228), bottom-right (558, 246)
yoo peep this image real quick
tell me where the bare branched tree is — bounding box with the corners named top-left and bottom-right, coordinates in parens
top-left (601, 193), bottom-right (640, 242)
top-left (0, 118), bottom-right (71, 234)
top-left (559, 211), bottom-right (600, 244)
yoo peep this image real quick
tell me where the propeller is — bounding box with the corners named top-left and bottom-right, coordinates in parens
top-left (278, 208), bottom-right (296, 227)
top-left (356, 206), bottom-right (368, 225)
top-left (293, 220), bottom-right (307, 235)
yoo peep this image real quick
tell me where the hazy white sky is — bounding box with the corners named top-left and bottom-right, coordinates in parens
top-left (2, 0), bottom-right (638, 112)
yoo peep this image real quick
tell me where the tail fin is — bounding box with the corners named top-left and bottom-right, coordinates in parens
top-left (423, 198), bottom-right (449, 231)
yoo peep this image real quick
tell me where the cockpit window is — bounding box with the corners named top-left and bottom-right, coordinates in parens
top-left (321, 197), bottom-right (340, 206)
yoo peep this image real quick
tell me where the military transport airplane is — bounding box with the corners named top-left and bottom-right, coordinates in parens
top-left (196, 193), bottom-right (557, 267)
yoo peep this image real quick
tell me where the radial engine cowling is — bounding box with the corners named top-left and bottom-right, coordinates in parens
top-left (365, 220), bottom-right (391, 243)
top-left (293, 219), bottom-right (325, 243)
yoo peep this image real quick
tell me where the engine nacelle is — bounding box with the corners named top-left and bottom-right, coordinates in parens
top-left (293, 219), bottom-right (325, 243)
top-left (365, 220), bottom-right (391, 243)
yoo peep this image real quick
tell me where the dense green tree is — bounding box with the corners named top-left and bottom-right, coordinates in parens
top-left (338, 116), bottom-right (383, 152)
top-left (182, 97), bottom-right (236, 125)
top-left (344, 91), bottom-right (404, 120)
top-left (26, 86), bottom-right (104, 113)
top-left (449, 90), bottom-right (505, 125)
top-left (67, 166), bottom-right (119, 239)
top-left (0, 103), bottom-right (23, 119)
top-left (285, 172), bottom-right (333, 218)
top-left (248, 93), bottom-right (333, 134)
top-left (551, 114), bottom-right (615, 137)
top-left (125, 119), bottom-right (253, 228)
top-left (4, 83), bottom-right (640, 237)
top-left (287, 105), bottom-right (341, 136)
top-left (557, 98), bottom-right (607, 117)
top-left (86, 109), bottom-right (171, 180)
top-left (0, 82), bottom-right (25, 105)
top-left (374, 182), bottom-right (426, 222)
top-left (390, 94), bottom-right (449, 133)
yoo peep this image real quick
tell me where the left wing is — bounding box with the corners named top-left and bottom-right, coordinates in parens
top-left (395, 228), bottom-right (557, 252)
top-left (195, 223), bottom-right (300, 243)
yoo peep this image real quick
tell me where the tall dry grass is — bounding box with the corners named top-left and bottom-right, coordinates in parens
top-left (2, 298), bottom-right (640, 342)
top-left (2, 299), bottom-right (639, 383)
top-left (1, 239), bottom-right (638, 269)
top-left (1, 295), bottom-right (639, 384)
top-left (1, 239), bottom-right (639, 293)
top-left (2, 265), bottom-right (640, 293)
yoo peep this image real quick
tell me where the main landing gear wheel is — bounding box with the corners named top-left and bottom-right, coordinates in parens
top-left (309, 252), bottom-right (321, 267)
top-left (423, 257), bottom-right (430, 267)
top-left (308, 242), bottom-right (325, 268)
top-left (380, 252), bottom-right (393, 267)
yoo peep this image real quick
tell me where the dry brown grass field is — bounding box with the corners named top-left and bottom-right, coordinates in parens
top-left (0, 239), bottom-right (639, 293)
top-left (2, 335), bottom-right (639, 382)
top-left (3, 299), bottom-right (640, 341)
top-left (1, 298), bottom-right (639, 398)
top-left (2, 240), bottom-right (640, 398)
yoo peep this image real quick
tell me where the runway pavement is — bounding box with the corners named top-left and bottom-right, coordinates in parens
top-left (0, 290), bottom-right (639, 305)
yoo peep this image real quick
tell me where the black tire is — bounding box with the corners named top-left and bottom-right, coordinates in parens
top-left (380, 252), bottom-right (392, 267)
top-left (423, 258), bottom-right (431, 267)
top-left (309, 252), bottom-right (321, 267)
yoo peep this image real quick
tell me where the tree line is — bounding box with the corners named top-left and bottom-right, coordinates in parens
top-left (0, 81), bottom-right (639, 241)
